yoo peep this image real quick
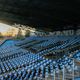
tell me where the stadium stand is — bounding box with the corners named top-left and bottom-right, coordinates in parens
top-left (0, 35), bottom-right (80, 80)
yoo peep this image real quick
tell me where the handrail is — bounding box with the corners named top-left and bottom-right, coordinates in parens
top-left (0, 38), bottom-right (12, 46)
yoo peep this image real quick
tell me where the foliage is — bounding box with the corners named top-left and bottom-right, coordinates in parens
top-left (25, 30), bottom-right (30, 37)
top-left (0, 32), bottom-right (3, 38)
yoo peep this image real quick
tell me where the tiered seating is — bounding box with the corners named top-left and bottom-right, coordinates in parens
top-left (75, 77), bottom-right (80, 80)
top-left (0, 35), bottom-right (80, 79)
top-left (73, 51), bottom-right (80, 61)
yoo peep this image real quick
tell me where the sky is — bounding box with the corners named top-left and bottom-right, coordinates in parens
top-left (0, 23), bottom-right (11, 32)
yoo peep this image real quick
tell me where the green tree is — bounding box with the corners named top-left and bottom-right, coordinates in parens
top-left (0, 32), bottom-right (3, 38)
top-left (25, 30), bottom-right (30, 37)
top-left (17, 28), bottom-right (23, 39)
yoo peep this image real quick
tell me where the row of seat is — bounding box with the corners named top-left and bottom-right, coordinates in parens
top-left (0, 35), bottom-right (80, 79)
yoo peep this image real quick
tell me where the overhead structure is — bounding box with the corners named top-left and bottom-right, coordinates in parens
top-left (0, 0), bottom-right (80, 30)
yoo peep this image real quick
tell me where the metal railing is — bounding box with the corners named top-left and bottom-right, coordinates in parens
top-left (38, 59), bottom-right (80, 80)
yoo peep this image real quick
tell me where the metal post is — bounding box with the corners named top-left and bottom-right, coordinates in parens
top-left (72, 59), bottom-right (74, 80)
top-left (54, 70), bottom-right (55, 80)
top-left (62, 66), bottom-right (65, 80)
